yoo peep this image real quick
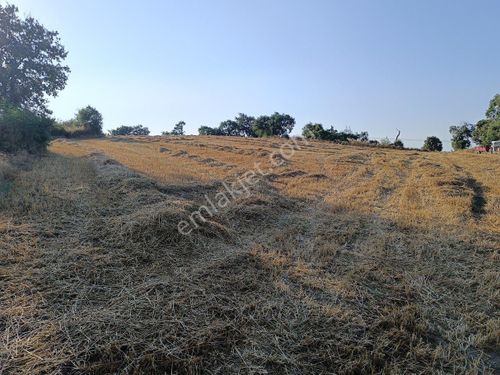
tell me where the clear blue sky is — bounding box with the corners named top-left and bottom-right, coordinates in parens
top-left (10, 0), bottom-right (500, 148)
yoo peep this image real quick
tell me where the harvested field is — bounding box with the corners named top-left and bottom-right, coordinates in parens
top-left (1, 136), bottom-right (499, 374)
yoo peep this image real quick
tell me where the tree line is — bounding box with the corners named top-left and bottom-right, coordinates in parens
top-left (449, 95), bottom-right (500, 150)
top-left (0, 4), bottom-right (497, 154)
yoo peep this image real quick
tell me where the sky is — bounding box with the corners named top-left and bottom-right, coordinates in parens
top-left (9, 0), bottom-right (500, 148)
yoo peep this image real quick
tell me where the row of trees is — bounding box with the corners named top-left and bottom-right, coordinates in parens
top-left (198, 113), bottom-right (295, 138)
top-left (302, 123), bottom-right (369, 143)
top-left (109, 121), bottom-right (186, 136)
top-left (110, 124), bottom-right (150, 136)
top-left (449, 95), bottom-right (500, 150)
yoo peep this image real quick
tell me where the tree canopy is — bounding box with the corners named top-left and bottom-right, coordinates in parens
top-left (449, 123), bottom-right (474, 150)
top-left (0, 4), bottom-right (70, 115)
top-left (110, 125), bottom-right (150, 136)
top-left (0, 101), bottom-right (52, 153)
top-left (472, 94), bottom-right (500, 146)
top-left (302, 123), bottom-right (368, 143)
top-left (252, 113), bottom-right (295, 137)
top-left (76, 106), bottom-right (103, 136)
top-left (422, 136), bottom-right (443, 152)
top-left (198, 113), bottom-right (294, 137)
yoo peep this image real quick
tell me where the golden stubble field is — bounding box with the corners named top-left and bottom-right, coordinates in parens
top-left (1, 135), bottom-right (499, 374)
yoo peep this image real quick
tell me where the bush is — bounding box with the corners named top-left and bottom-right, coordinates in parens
top-left (393, 139), bottom-right (404, 148)
top-left (422, 136), bottom-right (443, 152)
top-left (111, 125), bottom-right (150, 136)
top-left (0, 103), bottom-right (52, 153)
top-left (50, 122), bottom-right (70, 138)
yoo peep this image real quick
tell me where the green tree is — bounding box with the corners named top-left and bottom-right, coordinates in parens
top-left (302, 123), bottom-right (325, 139)
top-left (472, 94), bottom-right (500, 146)
top-left (422, 136), bottom-right (443, 151)
top-left (0, 5), bottom-right (70, 115)
top-left (234, 113), bottom-right (256, 137)
top-left (111, 125), bottom-right (150, 136)
top-left (172, 121), bottom-right (185, 135)
top-left (76, 106), bottom-right (103, 135)
top-left (219, 120), bottom-right (240, 136)
top-left (252, 112), bottom-right (295, 137)
top-left (393, 139), bottom-right (404, 148)
top-left (481, 121), bottom-right (500, 144)
top-left (485, 94), bottom-right (500, 120)
top-left (449, 122), bottom-right (474, 150)
top-left (198, 126), bottom-right (222, 135)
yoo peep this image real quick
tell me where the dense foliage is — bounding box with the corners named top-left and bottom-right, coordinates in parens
top-left (198, 113), bottom-right (294, 137)
top-left (422, 136), bottom-right (443, 152)
top-left (302, 123), bottom-right (368, 143)
top-left (75, 106), bottom-right (103, 136)
top-left (51, 106), bottom-right (104, 138)
top-left (110, 125), bottom-right (150, 136)
top-left (0, 102), bottom-right (53, 153)
top-left (0, 5), bottom-right (69, 115)
top-left (449, 123), bottom-right (474, 150)
top-left (472, 95), bottom-right (500, 146)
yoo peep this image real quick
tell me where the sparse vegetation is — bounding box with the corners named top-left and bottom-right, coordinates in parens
top-left (163, 121), bottom-right (186, 136)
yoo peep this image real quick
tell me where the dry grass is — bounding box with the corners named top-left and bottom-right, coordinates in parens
top-left (0, 136), bottom-right (498, 374)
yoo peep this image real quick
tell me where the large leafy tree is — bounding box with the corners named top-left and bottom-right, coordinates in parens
top-left (0, 4), bottom-right (70, 115)
top-left (472, 94), bottom-right (500, 146)
top-left (252, 112), bottom-right (295, 137)
top-left (234, 113), bottom-right (256, 137)
top-left (449, 122), bottom-right (474, 150)
top-left (76, 106), bottom-right (103, 135)
top-left (172, 121), bottom-right (185, 135)
top-left (302, 123), bottom-right (325, 139)
top-left (485, 94), bottom-right (500, 120)
top-left (218, 119), bottom-right (240, 136)
top-left (422, 136), bottom-right (443, 152)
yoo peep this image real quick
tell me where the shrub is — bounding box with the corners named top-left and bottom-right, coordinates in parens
top-left (0, 103), bottom-right (52, 153)
top-left (50, 122), bottom-right (70, 138)
top-left (393, 139), bottom-right (404, 148)
top-left (422, 136), bottom-right (443, 152)
top-left (380, 137), bottom-right (391, 146)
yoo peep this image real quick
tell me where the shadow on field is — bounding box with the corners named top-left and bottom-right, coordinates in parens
top-left (0, 152), bottom-right (498, 374)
